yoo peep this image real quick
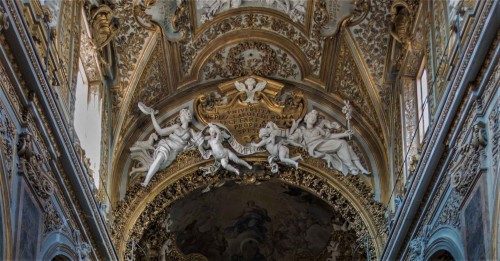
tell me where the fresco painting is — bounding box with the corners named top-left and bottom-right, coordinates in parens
top-left (169, 180), bottom-right (363, 260)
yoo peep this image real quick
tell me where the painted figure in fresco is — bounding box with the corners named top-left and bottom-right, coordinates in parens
top-left (299, 110), bottom-right (370, 175)
top-left (198, 123), bottom-right (253, 175)
top-left (252, 121), bottom-right (303, 171)
top-left (137, 103), bottom-right (198, 187)
top-left (226, 200), bottom-right (271, 240)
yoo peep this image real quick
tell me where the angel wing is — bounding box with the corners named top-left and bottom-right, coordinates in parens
top-left (138, 102), bottom-right (158, 115)
top-left (234, 81), bottom-right (247, 92)
top-left (254, 81), bottom-right (267, 92)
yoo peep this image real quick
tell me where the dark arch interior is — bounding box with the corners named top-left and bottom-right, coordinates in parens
top-left (428, 250), bottom-right (455, 261)
top-left (52, 255), bottom-right (71, 261)
top-left (138, 180), bottom-right (367, 260)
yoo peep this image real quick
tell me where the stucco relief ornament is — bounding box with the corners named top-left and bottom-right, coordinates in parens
top-left (73, 229), bottom-right (92, 261)
top-left (234, 77), bottom-right (267, 104)
top-left (197, 0), bottom-right (243, 23)
top-left (299, 110), bottom-right (370, 175)
top-left (132, 103), bottom-right (199, 187)
top-left (389, 1), bottom-right (414, 51)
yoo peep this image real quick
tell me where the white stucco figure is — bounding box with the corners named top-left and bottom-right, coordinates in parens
top-left (197, 0), bottom-right (242, 23)
top-left (136, 103), bottom-right (198, 187)
top-left (299, 110), bottom-right (370, 175)
top-left (252, 121), bottom-right (303, 172)
top-left (129, 132), bottom-right (158, 178)
top-left (234, 77), bottom-right (267, 103)
top-left (197, 123), bottom-right (252, 175)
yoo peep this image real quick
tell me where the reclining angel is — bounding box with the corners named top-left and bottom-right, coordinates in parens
top-left (197, 123), bottom-right (252, 175)
top-left (131, 103), bottom-right (199, 187)
top-left (300, 110), bottom-right (370, 175)
top-left (252, 120), bottom-right (304, 172)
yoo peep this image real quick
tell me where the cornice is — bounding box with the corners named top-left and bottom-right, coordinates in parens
top-left (382, 1), bottom-right (498, 258)
top-left (2, 0), bottom-right (117, 259)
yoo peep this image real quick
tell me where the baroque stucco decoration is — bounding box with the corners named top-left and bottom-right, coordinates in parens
top-left (130, 77), bottom-right (370, 186)
top-left (108, 0), bottom-right (391, 190)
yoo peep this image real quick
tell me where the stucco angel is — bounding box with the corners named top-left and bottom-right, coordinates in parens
top-left (252, 121), bottom-right (303, 171)
top-left (234, 78), bottom-right (267, 103)
top-left (129, 132), bottom-right (158, 178)
top-left (299, 110), bottom-right (370, 175)
top-left (197, 123), bottom-right (252, 175)
top-left (132, 103), bottom-right (199, 187)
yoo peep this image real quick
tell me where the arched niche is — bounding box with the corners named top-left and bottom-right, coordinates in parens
top-left (425, 227), bottom-right (465, 261)
top-left (39, 231), bottom-right (78, 261)
top-left (427, 250), bottom-right (455, 261)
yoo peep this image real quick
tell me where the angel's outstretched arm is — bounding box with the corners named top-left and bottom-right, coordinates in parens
top-left (286, 139), bottom-right (304, 148)
top-left (252, 138), bottom-right (269, 148)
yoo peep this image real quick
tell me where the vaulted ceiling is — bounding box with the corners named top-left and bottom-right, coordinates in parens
top-left (107, 1), bottom-right (396, 193)
top-left (103, 1), bottom-right (405, 257)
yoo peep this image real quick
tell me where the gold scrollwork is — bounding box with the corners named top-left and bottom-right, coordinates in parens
top-left (194, 76), bottom-right (307, 144)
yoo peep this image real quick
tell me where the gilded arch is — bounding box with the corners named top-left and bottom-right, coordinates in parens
top-left (112, 149), bottom-right (387, 259)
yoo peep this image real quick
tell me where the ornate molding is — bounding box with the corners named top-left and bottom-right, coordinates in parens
top-left (17, 131), bottom-right (56, 200)
top-left (112, 142), bottom-right (387, 257)
top-left (407, 224), bottom-right (431, 261)
top-left (3, 0), bottom-right (115, 256)
top-left (174, 5), bottom-right (327, 76)
top-left (0, 5), bottom-right (9, 32)
top-left (202, 41), bottom-right (301, 80)
top-left (113, 162), bottom-right (386, 259)
top-left (0, 101), bottom-right (16, 182)
top-left (449, 122), bottom-right (487, 196)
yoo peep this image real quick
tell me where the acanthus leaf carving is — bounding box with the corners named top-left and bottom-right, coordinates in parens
top-left (408, 224), bottom-right (432, 261)
top-left (43, 200), bottom-right (65, 236)
top-left (450, 121), bottom-right (487, 196)
top-left (17, 131), bottom-right (56, 200)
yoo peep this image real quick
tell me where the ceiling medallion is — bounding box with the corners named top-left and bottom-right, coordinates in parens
top-left (203, 41), bottom-right (300, 80)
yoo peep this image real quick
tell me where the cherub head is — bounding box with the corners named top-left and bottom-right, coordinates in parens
top-left (179, 109), bottom-right (192, 125)
top-left (208, 123), bottom-right (220, 138)
top-left (244, 78), bottom-right (257, 90)
top-left (304, 110), bottom-right (318, 125)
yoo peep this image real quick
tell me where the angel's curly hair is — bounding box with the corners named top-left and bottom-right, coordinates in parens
top-left (304, 110), bottom-right (318, 123)
top-left (179, 108), bottom-right (192, 119)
